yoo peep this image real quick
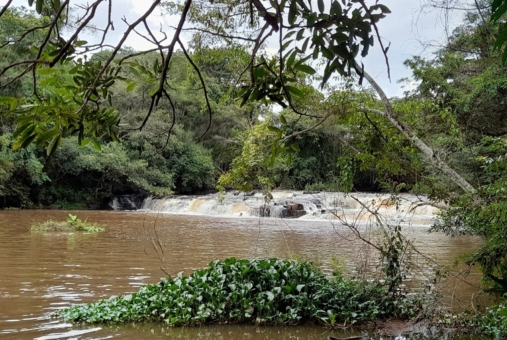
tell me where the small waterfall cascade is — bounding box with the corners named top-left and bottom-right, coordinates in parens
top-left (112, 191), bottom-right (442, 226)
top-left (109, 195), bottom-right (146, 210)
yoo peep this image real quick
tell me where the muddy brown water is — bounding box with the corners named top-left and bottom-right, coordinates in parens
top-left (0, 210), bottom-right (490, 339)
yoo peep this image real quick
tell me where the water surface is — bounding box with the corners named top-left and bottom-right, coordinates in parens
top-left (0, 210), bottom-right (487, 339)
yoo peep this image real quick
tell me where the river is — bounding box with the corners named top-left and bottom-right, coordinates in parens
top-left (0, 208), bottom-right (488, 339)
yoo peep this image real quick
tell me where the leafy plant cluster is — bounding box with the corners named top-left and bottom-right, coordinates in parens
top-left (56, 258), bottom-right (422, 326)
top-left (30, 214), bottom-right (105, 232)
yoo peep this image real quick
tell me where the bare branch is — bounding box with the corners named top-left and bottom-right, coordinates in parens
top-left (31, 0), bottom-right (70, 97)
top-left (79, 0), bottom-right (164, 115)
top-left (160, 89), bottom-right (177, 151)
top-left (49, 0), bottom-right (102, 67)
top-left (0, 0), bottom-right (12, 19)
top-left (0, 24), bottom-right (52, 49)
top-left (134, 0), bottom-right (193, 131)
top-left (357, 0), bottom-right (391, 80)
top-left (250, 0), bottom-right (279, 31)
top-left (178, 39), bottom-right (213, 140)
top-left (181, 26), bottom-right (258, 42)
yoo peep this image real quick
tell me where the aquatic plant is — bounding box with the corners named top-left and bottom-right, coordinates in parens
top-left (56, 258), bottom-right (423, 326)
top-left (30, 214), bottom-right (105, 232)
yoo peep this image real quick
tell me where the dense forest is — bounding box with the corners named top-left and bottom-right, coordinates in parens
top-left (3, 0), bottom-right (507, 330)
top-left (3, 2), bottom-right (506, 210)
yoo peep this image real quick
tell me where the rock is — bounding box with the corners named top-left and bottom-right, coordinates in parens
top-left (284, 203), bottom-right (304, 211)
top-left (282, 209), bottom-right (306, 218)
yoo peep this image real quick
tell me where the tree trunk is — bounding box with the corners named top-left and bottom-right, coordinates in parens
top-left (358, 66), bottom-right (476, 193)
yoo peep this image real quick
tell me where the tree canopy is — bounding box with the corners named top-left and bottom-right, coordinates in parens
top-left (0, 0), bottom-right (392, 155)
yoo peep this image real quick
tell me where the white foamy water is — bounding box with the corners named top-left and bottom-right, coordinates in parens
top-left (130, 191), bottom-right (441, 226)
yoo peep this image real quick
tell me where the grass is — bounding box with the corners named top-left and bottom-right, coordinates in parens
top-left (30, 214), bottom-right (105, 233)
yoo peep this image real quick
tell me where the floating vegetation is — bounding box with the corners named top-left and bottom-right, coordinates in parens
top-left (30, 214), bottom-right (105, 233)
top-left (56, 258), bottom-right (425, 326)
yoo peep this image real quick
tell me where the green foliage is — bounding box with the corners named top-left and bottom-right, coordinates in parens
top-left (9, 58), bottom-right (121, 156)
top-left (0, 134), bottom-right (50, 208)
top-left (30, 214), bottom-right (105, 232)
top-left (49, 137), bottom-right (175, 198)
top-left (56, 257), bottom-right (421, 326)
top-left (477, 301), bottom-right (507, 338)
top-left (0, 7), bottom-right (50, 98)
top-left (432, 136), bottom-right (507, 292)
top-left (217, 119), bottom-right (279, 193)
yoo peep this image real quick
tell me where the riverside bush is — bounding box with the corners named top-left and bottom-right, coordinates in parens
top-left (57, 258), bottom-right (422, 326)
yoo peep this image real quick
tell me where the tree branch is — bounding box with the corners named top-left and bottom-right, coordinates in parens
top-left (178, 38), bottom-right (213, 140)
top-left (357, 64), bottom-right (476, 193)
top-left (0, 0), bottom-right (12, 19)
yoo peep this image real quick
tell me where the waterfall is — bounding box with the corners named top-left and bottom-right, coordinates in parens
top-left (109, 195), bottom-right (145, 210)
top-left (109, 191), bottom-right (441, 226)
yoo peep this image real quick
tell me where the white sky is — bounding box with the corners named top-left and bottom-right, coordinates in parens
top-left (1, 0), bottom-right (468, 97)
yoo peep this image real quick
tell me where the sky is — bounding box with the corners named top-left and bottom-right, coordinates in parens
top-left (1, 0), bottom-right (468, 97)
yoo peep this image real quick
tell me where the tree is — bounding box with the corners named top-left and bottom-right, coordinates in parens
top-left (0, 0), bottom-right (391, 152)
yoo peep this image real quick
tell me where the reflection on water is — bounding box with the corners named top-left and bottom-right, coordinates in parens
top-left (0, 210), bottom-right (487, 339)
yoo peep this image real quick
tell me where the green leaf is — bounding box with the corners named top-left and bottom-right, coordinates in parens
top-left (0, 97), bottom-right (18, 111)
top-left (36, 129), bottom-right (59, 146)
top-left (318, 0), bottom-right (324, 13)
top-left (13, 123), bottom-right (34, 141)
top-left (13, 124), bottom-right (36, 150)
top-left (36, 0), bottom-right (43, 13)
top-left (288, 1), bottom-right (297, 25)
top-left (281, 39), bottom-right (293, 51)
top-left (53, 0), bottom-right (61, 10)
top-left (283, 31), bottom-right (296, 40)
top-left (239, 89), bottom-right (252, 107)
top-left (312, 45), bottom-right (319, 59)
top-left (321, 45), bottom-right (334, 59)
top-left (296, 28), bottom-right (305, 41)
top-left (129, 67), bottom-right (140, 78)
top-left (74, 40), bottom-right (87, 47)
top-left (498, 309), bottom-right (507, 317)
top-left (285, 85), bottom-right (304, 97)
top-left (249, 88), bottom-right (260, 101)
top-left (294, 64), bottom-right (316, 75)
top-left (91, 139), bottom-right (102, 151)
top-left (37, 68), bottom-right (58, 75)
top-left (279, 114), bottom-right (287, 125)
top-left (268, 126), bottom-right (282, 133)
top-left (377, 4), bottom-right (391, 13)
top-left (126, 82), bottom-right (137, 93)
top-left (19, 133), bottom-right (37, 149)
top-left (286, 50), bottom-right (297, 68)
top-left (47, 134), bottom-right (62, 156)
top-left (80, 138), bottom-right (91, 147)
